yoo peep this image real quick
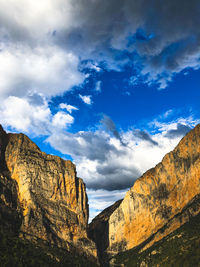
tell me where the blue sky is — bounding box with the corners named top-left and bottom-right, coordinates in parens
top-left (0, 0), bottom-right (200, 220)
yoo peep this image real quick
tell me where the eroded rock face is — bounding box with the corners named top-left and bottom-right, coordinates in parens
top-left (99, 124), bottom-right (200, 256)
top-left (0, 126), bottom-right (96, 258)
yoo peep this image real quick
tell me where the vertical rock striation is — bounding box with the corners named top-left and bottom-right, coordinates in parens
top-left (0, 125), bottom-right (97, 258)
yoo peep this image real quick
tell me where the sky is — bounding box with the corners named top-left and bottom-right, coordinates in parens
top-left (0, 0), bottom-right (200, 221)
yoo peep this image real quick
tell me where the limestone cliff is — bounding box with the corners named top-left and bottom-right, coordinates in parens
top-left (89, 124), bottom-right (200, 260)
top-left (0, 125), bottom-right (97, 259)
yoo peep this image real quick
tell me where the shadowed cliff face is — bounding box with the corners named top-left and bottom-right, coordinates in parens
top-left (88, 199), bottom-right (122, 266)
top-left (0, 126), bottom-right (97, 258)
top-left (90, 124), bottom-right (200, 261)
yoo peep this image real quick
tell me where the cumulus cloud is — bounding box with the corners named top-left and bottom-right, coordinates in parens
top-left (47, 115), bottom-right (199, 191)
top-left (79, 94), bottom-right (92, 105)
top-left (52, 112), bottom-right (74, 129)
top-left (0, 96), bottom-right (51, 134)
top-left (0, 0), bottom-right (82, 104)
top-left (0, 95), bottom-right (75, 135)
top-left (0, 45), bottom-right (84, 101)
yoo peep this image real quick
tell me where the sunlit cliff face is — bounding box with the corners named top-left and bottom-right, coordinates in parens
top-left (0, 125), bottom-right (97, 257)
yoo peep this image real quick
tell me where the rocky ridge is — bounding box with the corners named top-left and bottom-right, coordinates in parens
top-left (0, 125), bottom-right (97, 262)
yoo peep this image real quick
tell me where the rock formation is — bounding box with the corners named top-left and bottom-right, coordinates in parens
top-left (89, 123), bottom-right (200, 261)
top-left (1, 123), bottom-right (200, 266)
top-left (0, 125), bottom-right (97, 260)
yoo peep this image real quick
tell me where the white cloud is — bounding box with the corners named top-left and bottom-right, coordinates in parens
top-left (0, 45), bottom-right (84, 101)
top-left (150, 116), bottom-right (199, 133)
top-left (0, 0), bottom-right (84, 102)
top-left (59, 103), bottom-right (78, 114)
top-left (0, 96), bottom-right (75, 135)
top-left (79, 94), bottom-right (92, 105)
top-left (0, 96), bottom-right (51, 134)
top-left (52, 111), bottom-right (74, 129)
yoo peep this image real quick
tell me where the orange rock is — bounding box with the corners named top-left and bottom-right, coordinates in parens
top-left (105, 124), bottom-right (200, 255)
top-left (0, 126), bottom-right (97, 258)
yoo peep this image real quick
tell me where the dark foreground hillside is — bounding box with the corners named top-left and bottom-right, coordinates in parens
top-left (0, 228), bottom-right (98, 267)
top-left (1, 211), bottom-right (200, 267)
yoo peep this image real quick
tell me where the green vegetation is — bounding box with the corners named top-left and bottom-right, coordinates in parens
top-left (112, 213), bottom-right (200, 267)
top-left (0, 230), bottom-right (98, 267)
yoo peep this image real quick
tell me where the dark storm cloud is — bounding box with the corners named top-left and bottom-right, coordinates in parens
top-left (94, 165), bottom-right (140, 190)
top-left (54, 0), bottom-right (200, 87)
top-left (134, 129), bottom-right (158, 146)
top-left (165, 123), bottom-right (192, 138)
